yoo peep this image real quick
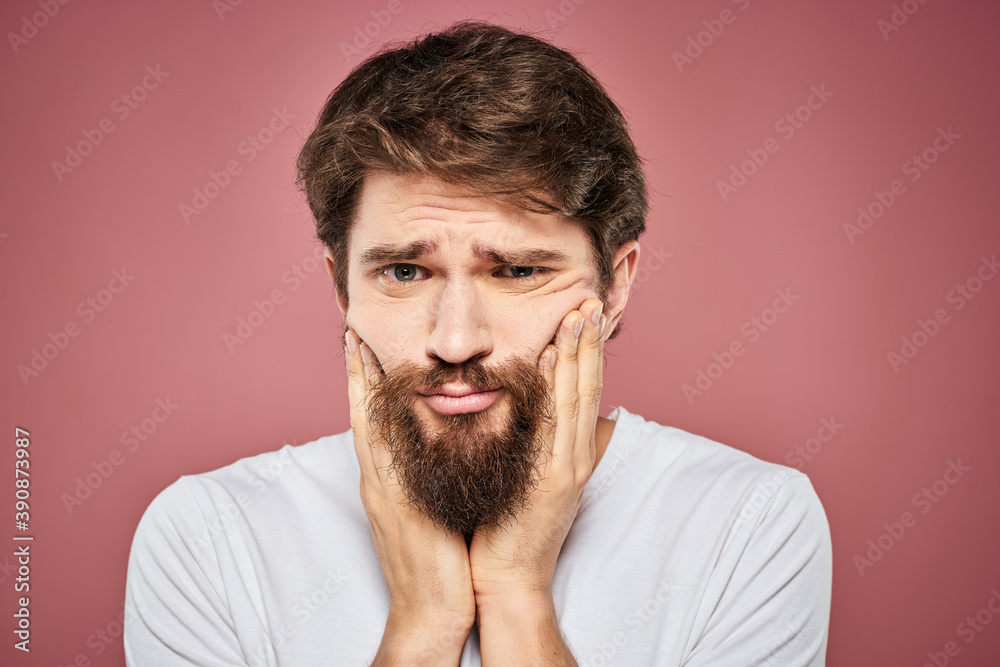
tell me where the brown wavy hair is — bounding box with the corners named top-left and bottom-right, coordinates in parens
top-left (295, 20), bottom-right (648, 339)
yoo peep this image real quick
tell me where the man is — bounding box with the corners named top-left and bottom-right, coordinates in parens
top-left (125, 20), bottom-right (832, 665)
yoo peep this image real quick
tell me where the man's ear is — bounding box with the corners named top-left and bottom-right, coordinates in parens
top-left (602, 240), bottom-right (640, 341)
top-left (323, 247), bottom-right (349, 316)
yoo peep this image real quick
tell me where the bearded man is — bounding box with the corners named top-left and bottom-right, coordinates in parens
top-left (125, 20), bottom-right (832, 666)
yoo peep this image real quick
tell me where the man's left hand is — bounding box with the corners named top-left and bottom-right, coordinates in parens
top-left (469, 297), bottom-right (607, 663)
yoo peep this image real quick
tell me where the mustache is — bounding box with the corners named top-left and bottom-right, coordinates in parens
top-left (368, 353), bottom-right (539, 395)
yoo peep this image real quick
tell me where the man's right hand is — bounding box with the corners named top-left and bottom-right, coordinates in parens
top-left (345, 329), bottom-right (475, 665)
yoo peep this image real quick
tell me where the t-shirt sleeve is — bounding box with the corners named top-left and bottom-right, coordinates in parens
top-left (124, 477), bottom-right (249, 666)
top-left (684, 473), bottom-right (832, 666)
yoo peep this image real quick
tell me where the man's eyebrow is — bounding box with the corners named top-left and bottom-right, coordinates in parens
top-left (358, 240), bottom-right (440, 265)
top-left (357, 239), bottom-right (572, 266)
top-left (472, 242), bottom-right (571, 266)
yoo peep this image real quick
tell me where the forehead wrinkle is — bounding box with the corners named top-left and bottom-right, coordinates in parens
top-left (396, 204), bottom-right (504, 226)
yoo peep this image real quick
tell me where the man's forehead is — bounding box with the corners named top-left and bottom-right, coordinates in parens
top-left (352, 171), bottom-right (586, 257)
top-left (357, 170), bottom-right (558, 226)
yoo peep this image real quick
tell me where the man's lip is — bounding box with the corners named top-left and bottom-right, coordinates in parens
top-left (418, 384), bottom-right (502, 397)
top-left (419, 388), bottom-right (503, 415)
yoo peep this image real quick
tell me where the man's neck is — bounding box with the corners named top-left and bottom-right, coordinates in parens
top-left (594, 416), bottom-right (616, 471)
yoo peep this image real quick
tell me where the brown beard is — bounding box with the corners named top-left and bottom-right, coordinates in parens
top-left (365, 353), bottom-right (551, 539)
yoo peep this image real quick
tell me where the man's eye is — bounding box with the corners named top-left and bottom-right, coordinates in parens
top-left (498, 266), bottom-right (539, 278)
top-left (383, 264), bottom-right (424, 282)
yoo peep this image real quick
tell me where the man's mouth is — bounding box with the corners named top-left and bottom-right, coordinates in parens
top-left (417, 384), bottom-right (503, 415)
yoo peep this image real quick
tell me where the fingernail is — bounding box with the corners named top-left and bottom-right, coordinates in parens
top-left (599, 315), bottom-right (607, 338)
top-left (591, 302), bottom-right (604, 326)
top-left (573, 317), bottom-right (584, 339)
top-left (360, 343), bottom-right (372, 366)
top-left (549, 348), bottom-right (558, 367)
top-left (345, 331), bottom-right (357, 355)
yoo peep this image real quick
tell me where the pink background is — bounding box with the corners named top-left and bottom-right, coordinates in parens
top-left (3, 0), bottom-right (999, 664)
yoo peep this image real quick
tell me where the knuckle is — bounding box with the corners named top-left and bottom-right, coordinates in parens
top-left (579, 380), bottom-right (602, 405)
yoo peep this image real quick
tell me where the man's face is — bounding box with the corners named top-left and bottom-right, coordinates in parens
top-left (331, 170), bottom-right (605, 535)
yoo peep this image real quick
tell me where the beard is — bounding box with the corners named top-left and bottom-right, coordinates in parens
top-left (365, 353), bottom-right (552, 539)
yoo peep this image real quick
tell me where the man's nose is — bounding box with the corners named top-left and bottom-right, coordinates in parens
top-left (425, 283), bottom-right (493, 365)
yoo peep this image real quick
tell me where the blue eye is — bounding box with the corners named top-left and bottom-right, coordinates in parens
top-left (500, 266), bottom-right (537, 278)
top-left (390, 264), bottom-right (419, 281)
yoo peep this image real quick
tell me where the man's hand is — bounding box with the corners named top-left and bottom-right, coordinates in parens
top-left (469, 298), bottom-right (607, 666)
top-left (345, 329), bottom-right (475, 665)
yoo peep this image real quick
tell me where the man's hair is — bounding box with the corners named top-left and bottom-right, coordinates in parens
top-left (296, 20), bottom-right (648, 339)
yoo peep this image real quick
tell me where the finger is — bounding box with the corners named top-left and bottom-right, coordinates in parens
top-left (575, 299), bottom-right (604, 467)
top-left (359, 341), bottom-right (392, 473)
top-left (551, 308), bottom-right (584, 464)
top-left (345, 330), bottom-right (377, 479)
top-left (536, 343), bottom-right (558, 464)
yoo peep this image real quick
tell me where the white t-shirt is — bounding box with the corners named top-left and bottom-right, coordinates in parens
top-left (124, 406), bottom-right (832, 666)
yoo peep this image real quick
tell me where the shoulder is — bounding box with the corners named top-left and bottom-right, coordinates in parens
top-left (603, 406), bottom-right (828, 535)
top-left (130, 429), bottom-right (356, 550)
top-left (608, 406), bottom-right (813, 489)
